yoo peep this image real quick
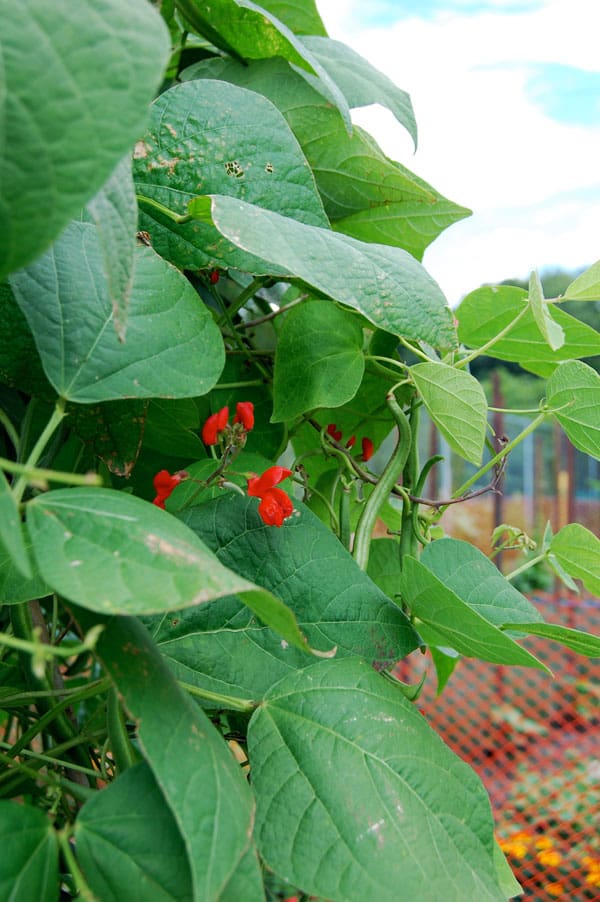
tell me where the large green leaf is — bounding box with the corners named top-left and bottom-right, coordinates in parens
top-left (0, 282), bottom-right (51, 397)
top-left (180, 57), bottom-right (468, 257)
top-left (190, 194), bottom-right (457, 348)
top-left (399, 556), bottom-right (549, 671)
top-left (134, 78), bottom-right (328, 272)
top-left (0, 0), bottom-right (169, 279)
top-left (0, 801), bottom-right (58, 902)
top-left (411, 362), bottom-right (488, 465)
top-left (174, 0), bottom-right (350, 128)
top-left (564, 259), bottom-right (600, 300)
top-left (456, 285), bottom-right (600, 377)
top-left (0, 471), bottom-right (32, 579)
top-left (546, 360), bottom-right (600, 460)
top-left (301, 36), bottom-right (417, 147)
top-left (84, 155), bottom-right (137, 341)
top-left (248, 658), bottom-right (504, 901)
top-left (528, 270), bottom-right (564, 351)
top-left (420, 538), bottom-right (543, 628)
top-left (76, 762), bottom-right (193, 902)
top-left (174, 495), bottom-right (419, 694)
top-left (72, 611), bottom-right (259, 902)
top-left (505, 622), bottom-right (600, 658)
top-left (10, 222), bottom-right (225, 403)
top-left (69, 400), bottom-right (148, 479)
top-left (331, 198), bottom-right (470, 263)
top-left (26, 489), bottom-right (302, 650)
top-left (272, 300), bottom-right (364, 421)
top-left (549, 523), bottom-right (600, 596)
top-left (258, 0), bottom-right (327, 35)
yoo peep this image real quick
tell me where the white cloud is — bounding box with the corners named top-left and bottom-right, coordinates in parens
top-left (316, 0), bottom-right (600, 303)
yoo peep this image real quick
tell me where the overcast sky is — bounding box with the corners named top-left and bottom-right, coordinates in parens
top-left (317, 0), bottom-right (600, 305)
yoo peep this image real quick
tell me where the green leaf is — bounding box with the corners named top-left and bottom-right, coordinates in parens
top-left (10, 223), bottom-right (225, 403)
top-left (134, 78), bottom-right (328, 272)
top-left (457, 285), bottom-right (600, 376)
top-left (420, 538), bottom-right (543, 628)
top-left (504, 622), bottom-right (600, 658)
top-left (258, 0), bottom-right (327, 35)
top-left (547, 361), bottom-right (600, 460)
top-left (0, 534), bottom-right (53, 605)
top-left (170, 495), bottom-right (419, 698)
top-left (76, 762), bottom-right (193, 902)
top-left (180, 57), bottom-right (466, 257)
top-left (69, 400), bottom-right (148, 478)
top-left (332, 198), bottom-right (471, 263)
top-left (528, 270), bottom-right (564, 351)
top-left (564, 259), bottom-right (600, 300)
top-left (399, 556), bottom-right (550, 671)
top-left (549, 523), bottom-right (600, 596)
top-left (300, 36), bottom-right (417, 147)
top-left (142, 399), bottom-right (205, 460)
top-left (411, 362), bottom-right (488, 465)
top-left (0, 801), bottom-right (59, 902)
top-left (190, 195), bottom-right (457, 348)
top-left (0, 471), bottom-right (32, 579)
top-left (85, 155), bottom-right (137, 341)
top-left (272, 301), bottom-right (365, 421)
top-left (0, 0), bottom-right (169, 279)
top-left (26, 488), bottom-right (279, 618)
top-left (248, 658), bottom-right (504, 901)
top-left (175, 0), bottom-right (351, 128)
top-left (0, 282), bottom-right (51, 397)
top-left (72, 611), bottom-right (257, 902)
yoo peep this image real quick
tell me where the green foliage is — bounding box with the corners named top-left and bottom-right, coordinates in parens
top-left (0, 2), bottom-right (599, 900)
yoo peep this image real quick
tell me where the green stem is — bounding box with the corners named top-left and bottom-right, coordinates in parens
top-left (218, 277), bottom-right (270, 326)
top-left (0, 457), bottom-right (102, 488)
top-left (455, 303), bottom-right (530, 369)
top-left (0, 741), bottom-right (101, 780)
top-left (397, 337), bottom-right (432, 362)
top-left (136, 194), bottom-right (192, 224)
top-left (0, 627), bottom-right (104, 662)
top-left (106, 687), bottom-right (139, 773)
top-left (450, 410), bottom-right (547, 502)
top-left (212, 380), bottom-right (264, 390)
top-left (178, 680), bottom-right (256, 713)
top-left (13, 399), bottom-right (67, 504)
top-left (399, 400), bottom-right (419, 564)
top-left (504, 552), bottom-right (547, 582)
top-left (352, 392), bottom-right (412, 570)
top-left (58, 826), bottom-right (98, 902)
top-left (0, 408), bottom-right (20, 453)
top-left (339, 482), bottom-right (351, 550)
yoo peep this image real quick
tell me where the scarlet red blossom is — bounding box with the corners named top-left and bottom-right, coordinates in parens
top-left (201, 406), bottom-right (229, 445)
top-left (361, 437), bottom-right (375, 461)
top-left (345, 434), bottom-right (356, 449)
top-left (209, 268), bottom-right (220, 284)
top-left (233, 400), bottom-right (254, 431)
top-left (247, 466), bottom-right (294, 527)
top-left (327, 423), bottom-right (343, 442)
top-left (152, 469), bottom-right (186, 508)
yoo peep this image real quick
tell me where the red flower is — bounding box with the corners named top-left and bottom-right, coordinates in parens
top-left (152, 469), bottom-right (186, 508)
top-left (201, 406), bottom-right (229, 445)
top-left (247, 466), bottom-right (293, 527)
top-left (258, 487), bottom-right (294, 527)
top-left (233, 401), bottom-right (254, 431)
top-left (361, 437), bottom-right (374, 461)
top-left (247, 466), bottom-right (292, 497)
top-left (327, 423), bottom-right (343, 442)
top-left (209, 268), bottom-right (220, 284)
top-left (345, 434), bottom-right (356, 449)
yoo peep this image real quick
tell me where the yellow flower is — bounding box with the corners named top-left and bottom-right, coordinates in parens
top-left (545, 882), bottom-right (565, 897)
top-left (537, 849), bottom-right (562, 868)
top-left (534, 836), bottom-right (554, 851)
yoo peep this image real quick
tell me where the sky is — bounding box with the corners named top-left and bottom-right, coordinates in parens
top-left (316, 0), bottom-right (600, 305)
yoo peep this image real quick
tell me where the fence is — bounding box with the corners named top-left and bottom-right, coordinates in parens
top-left (397, 592), bottom-right (600, 900)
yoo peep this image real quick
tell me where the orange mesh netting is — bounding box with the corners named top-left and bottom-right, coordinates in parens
top-left (397, 592), bottom-right (600, 901)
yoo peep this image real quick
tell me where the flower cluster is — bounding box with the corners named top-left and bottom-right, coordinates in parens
top-left (152, 469), bottom-right (187, 509)
top-left (327, 423), bottom-right (374, 462)
top-left (201, 401), bottom-right (254, 446)
top-left (247, 466), bottom-right (294, 527)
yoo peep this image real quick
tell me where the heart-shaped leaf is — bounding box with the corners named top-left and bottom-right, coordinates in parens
top-left (549, 522), bottom-right (600, 595)
top-left (0, 802), bottom-right (58, 902)
top-left (547, 360), bottom-right (600, 460)
top-left (10, 222), bottom-right (225, 403)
